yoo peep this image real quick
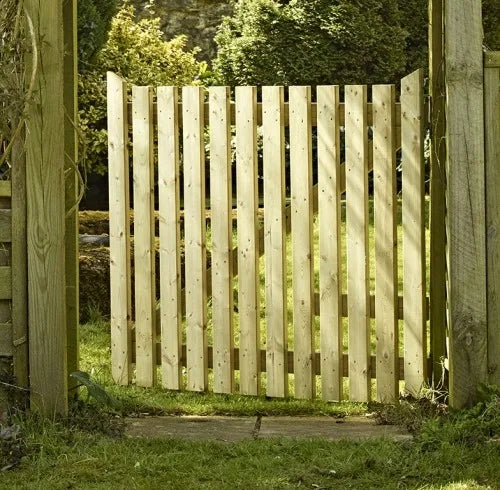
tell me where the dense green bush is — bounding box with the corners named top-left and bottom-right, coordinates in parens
top-left (397, 0), bottom-right (428, 75)
top-left (77, 0), bottom-right (118, 71)
top-left (79, 5), bottom-right (207, 175)
top-left (483, 0), bottom-right (500, 50)
top-left (214, 0), bottom-right (407, 87)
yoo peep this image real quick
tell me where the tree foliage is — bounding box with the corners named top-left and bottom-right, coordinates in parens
top-left (77, 0), bottom-right (119, 71)
top-left (214, 0), bottom-right (408, 87)
top-left (79, 5), bottom-right (206, 175)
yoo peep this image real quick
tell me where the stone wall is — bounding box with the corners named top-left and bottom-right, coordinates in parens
top-left (132, 0), bottom-right (233, 62)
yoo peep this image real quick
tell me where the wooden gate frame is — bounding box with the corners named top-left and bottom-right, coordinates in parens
top-left (13, 0), bottom-right (495, 414)
top-left (430, 0), bottom-right (499, 407)
top-left (20, 0), bottom-right (79, 416)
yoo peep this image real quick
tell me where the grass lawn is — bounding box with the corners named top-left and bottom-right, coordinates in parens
top-left (1, 390), bottom-right (499, 489)
top-left (2, 319), bottom-right (498, 489)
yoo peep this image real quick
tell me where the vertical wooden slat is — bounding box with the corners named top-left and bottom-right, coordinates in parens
top-left (236, 86), bottom-right (260, 396)
top-left (402, 70), bottom-right (426, 395)
top-left (263, 86), bottom-right (288, 398)
top-left (373, 85), bottom-right (398, 402)
top-left (429, 0), bottom-right (447, 387)
top-left (345, 85), bottom-right (370, 402)
top-left (108, 72), bottom-right (132, 386)
top-left (183, 86), bottom-right (208, 392)
top-left (484, 53), bottom-right (500, 388)
top-left (63, 0), bottom-right (79, 388)
top-left (11, 134), bottom-right (28, 388)
top-left (290, 86), bottom-right (315, 400)
top-left (25, 0), bottom-right (68, 414)
top-left (209, 86), bottom-right (234, 394)
top-left (317, 85), bottom-right (342, 401)
top-left (158, 86), bottom-right (182, 390)
top-left (132, 85), bottom-right (156, 387)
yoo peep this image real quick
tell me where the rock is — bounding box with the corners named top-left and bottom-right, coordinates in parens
top-left (131, 0), bottom-right (233, 62)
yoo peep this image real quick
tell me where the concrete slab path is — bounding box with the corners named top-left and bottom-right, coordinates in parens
top-left (125, 416), bottom-right (411, 443)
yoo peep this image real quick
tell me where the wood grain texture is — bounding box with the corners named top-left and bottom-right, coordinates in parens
top-left (0, 265), bottom-right (12, 300)
top-left (290, 86), bottom-right (315, 399)
top-left (345, 85), bottom-right (371, 402)
top-left (263, 86), bottom-right (288, 398)
top-left (236, 86), bottom-right (260, 395)
top-left (0, 323), bottom-right (13, 357)
top-left (0, 210), bottom-right (12, 242)
top-left (132, 85), bottom-right (157, 387)
top-left (402, 70), bottom-right (427, 395)
top-left (157, 86), bottom-right (182, 390)
top-left (25, 0), bottom-right (68, 415)
top-left (445, 2), bottom-right (488, 408)
top-left (209, 86), bottom-right (234, 394)
top-left (183, 86), bottom-right (208, 392)
top-left (373, 85), bottom-right (398, 402)
top-left (107, 72), bottom-right (132, 386)
top-left (0, 182), bottom-right (11, 198)
top-left (317, 85), bottom-right (342, 401)
top-left (126, 102), bottom-right (403, 130)
top-left (485, 57), bottom-right (500, 387)
top-left (11, 137), bottom-right (28, 387)
top-left (429, 0), bottom-right (447, 386)
top-left (63, 0), bottom-right (79, 388)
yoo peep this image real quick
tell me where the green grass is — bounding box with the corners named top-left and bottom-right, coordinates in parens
top-left (1, 400), bottom-right (498, 489)
top-left (79, 319), bottom-right (363, 417)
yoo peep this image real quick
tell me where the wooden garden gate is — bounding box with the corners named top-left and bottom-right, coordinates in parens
top-left (107, 69), bottom-right (428, 403)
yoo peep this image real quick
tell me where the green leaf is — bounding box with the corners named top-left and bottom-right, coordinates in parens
top-left (70, 371), bottom-right (118, 409)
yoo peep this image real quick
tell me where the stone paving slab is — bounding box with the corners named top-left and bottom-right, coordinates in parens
top-left (258, 416), bottom-right (411, 441)
top-left (126, 416), bottom-right (257, 442)
top-left (125, 415), bottom-right (411, 442)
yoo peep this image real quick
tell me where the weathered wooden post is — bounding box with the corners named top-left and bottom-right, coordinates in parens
top-left (484, 52), bottom-right (500, 388)
top-left (63, 0), bottom-right (80, 389)
top-left (24, 0), bottom-right (68, 415)
top-left (428, 0), bottom-right (447, 388)
top-left (444, 0), bottom-right (488, 408)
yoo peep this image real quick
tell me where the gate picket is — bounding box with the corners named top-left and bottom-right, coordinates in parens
top-left (183, 86), bottom-right (208, 392)
top-left (157, 86), bottom-right (182, 390)
top-left (373, 84), bottom-right (398, 402)
top-left (209, 86), bottom-right (234, 394)
top-left (317, 85), bottom-right (343, 401)
top-left (290, 86), bottom-right (315, 399)
top-left (107, 72), bottom-right (132, 386)
top-left (345, 85), bottom-right (371, 402)
top-left (235, 86), bottom-right (261, 395)
top-left (263, 86), bottom-right (288, 398)
top-left (402, 70), bottom-right (426, 395)
top-left (132, 85), bottom-right (156, 387)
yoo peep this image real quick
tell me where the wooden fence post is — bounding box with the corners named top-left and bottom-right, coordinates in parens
top-left (445, 0), bottom-right (488, 408)
top-left (63, 0), bottom-right (79, 389)
top-left (429, 0), bottom-right (447, 387)
top-left (485, 51), bottom-right (500, 388)
top-left (25, 0), bottom-right (68, 415)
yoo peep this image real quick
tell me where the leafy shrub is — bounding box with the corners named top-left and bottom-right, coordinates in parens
top-left (213, 0), bottom-right (407, 87)
top-left (79, 5), bottom-right (207, 175)
top-left (417, 385), bottom-right (500, 449)
top-left (397, 0), bottom-right (428, 75)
